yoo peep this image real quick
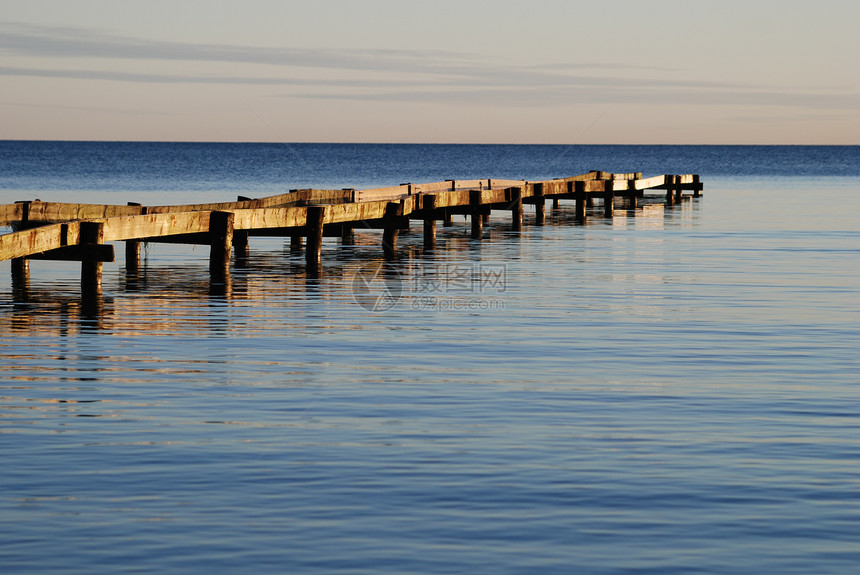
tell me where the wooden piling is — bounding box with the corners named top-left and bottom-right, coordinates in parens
top-left (11, 257), bottom-right (29, 301)
top-left (674, 175), bottom-right (684, 203)
top-left (123, 203), bottom-right (142, 273)
top-left (234, 230), bottom-right (250, 264)
top-left (305, 206), bottom-right (325, 269)
top-left (604, 180), bottom-right (614, 218)
top-left (627, 179), bottom-right (638, 209)
top-left (552, 197), bottom-right (560, 210)
top-left (533, 183), bottom-right (545, 225)
top-left (574, 180), bottom-right (587, 222)
top-left (666, 176), bottom-right (676, 206)
top-left (382, 202), bottom-right (402, 259)
top-left (11, 202), bottom-right (33, 286)
top-left (470, 189), bottom-right (483, 239)
top-left (290, 234), bottom-right (303, 252)
top-left (125, 240), bottom-right (141, 273)
top-left (423, 194), bottom-right (437, 250)
top-left (443, 209), bottom-right (453, 227)
top-left (209, 211), bottom-right (234, 280)
top-left (510, 187), bottom-right (523, 231)
top-left (80, 221), bottom-right (105, 297)
top-left (15, 200), bottom-right (32, 230)
top-left (693, 174), bottom-right (702, 198)
top-left (11, 257), bottom-right (29, 283)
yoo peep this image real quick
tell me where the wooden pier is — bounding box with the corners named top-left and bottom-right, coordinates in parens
top-left (1, 170), bottom-right (702, 298)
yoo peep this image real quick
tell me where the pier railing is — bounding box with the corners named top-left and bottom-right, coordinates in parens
top-left (1, 170), bottom-right (702, 296)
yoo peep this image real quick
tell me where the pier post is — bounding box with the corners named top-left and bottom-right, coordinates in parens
top-left (209, 211), bottom-right (234, 281)
top-left (80, 221), bottom-right (105, 298)
top-left (233, 230), bottom-right (250, 265)
top-left (510, 187), bottom-right (523, 231)
top-left (693, 174), bottom-right (702, 198)
top-left (125, 203), bottom-right (142, 273)
top-left (470, 189), bottom-right (483, 239)
top-left (11, 258), bottom-right (30, 302)
top-left (627, 179), bottom-right (638, 209)
top-left (443, 209), bottom-right (453, 227)
top-left (423, 194), bottom-right (437, 251)
top-left (573, 180), bottom-right (587, 222)
top-left (290, 235), bottom-right (303, 252)
top-left (666, 176), bottom-right (676, 206)
top-left (603, 180), bottom-right (614, 218)
top-left (382, 202), bottom-right (402, 259)
top-left (125, 241), bottom-right (141, 273)
top-left (533, 183), bottom-right (545, 225)
top-left (14, 200), bottom-right (32, 230)
top-left (674, 175), bottom-right (684, 203)
top-left (11, 202), bottom-right (32, 286)
top-left (552, 197), bottom-right (560, 210)
top-left (305, 206), bottom-right (325, 270)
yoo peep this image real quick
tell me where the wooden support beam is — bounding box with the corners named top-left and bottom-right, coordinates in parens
top-left (382, 202), bottom-right (402, 259)
top-left (80, 221), bottom-right (105, 298)
top-left (674, 175), bottom-right (684, 203)
top-left (533, 183), bottom-right (545, 225)
top-left (423, 194), bottom-right (437, 251)
top-left (443, 208), bottom-right (453, 227)
top-left (23, 201), bottom-right (143, 224)
top-left (693, 174), bottom-right (702, 197)
top-left (209, 211), bottom-right (234, 280)
top-left (604, 180), bottom-right (614, 218)
top-left (510, 187), bottom-right (523, 231)
top-left (0, 202), bottom-right (23, 228)
top-left (137, 232), bottom-right (209, 245)
top-left (470, 189), bottom-right (483, 239)
top-left (100, 212), bottom-right (210, 243)
top-left (340, 224), bottom-right (355, 245)
top-left (552, 197), bottom-right (560, 210)
top-left (30, 244), bottom-right (114, 262)
top-left (305, 206), bottom-right (325, 269)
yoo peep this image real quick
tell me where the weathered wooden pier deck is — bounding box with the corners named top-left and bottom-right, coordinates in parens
top-left (1, 170), bottom-right (702, 297)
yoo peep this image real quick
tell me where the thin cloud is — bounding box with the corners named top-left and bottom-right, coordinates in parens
top-left (0, 21), bottom-right (695, 89)
top-left (0, 22), bottom-right (486, 75)
top-left (0, 65), bottom-right (426, 87)
top-left (284, 86), bottom-right (860, 111)
top-left (0, 63), bottom-right (749, 93)
top-left (2, 22), bottom-right (855, 112)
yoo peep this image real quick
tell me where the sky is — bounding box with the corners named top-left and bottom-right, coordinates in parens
top-left (1, 0), bottom-right (858, 144)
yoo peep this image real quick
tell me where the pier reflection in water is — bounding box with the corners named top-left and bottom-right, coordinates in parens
top-left (2, 196), bottom-right (689, 335)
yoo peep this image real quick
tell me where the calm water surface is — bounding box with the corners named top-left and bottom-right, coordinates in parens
top-left (2, 144), bottom-right (860, 573)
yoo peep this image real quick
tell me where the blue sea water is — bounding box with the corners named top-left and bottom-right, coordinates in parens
top-left (1, 142), bottom-right (860, 574)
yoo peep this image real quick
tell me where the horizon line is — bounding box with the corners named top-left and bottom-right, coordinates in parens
top-left (1, 139), bottom-right (857, 147)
